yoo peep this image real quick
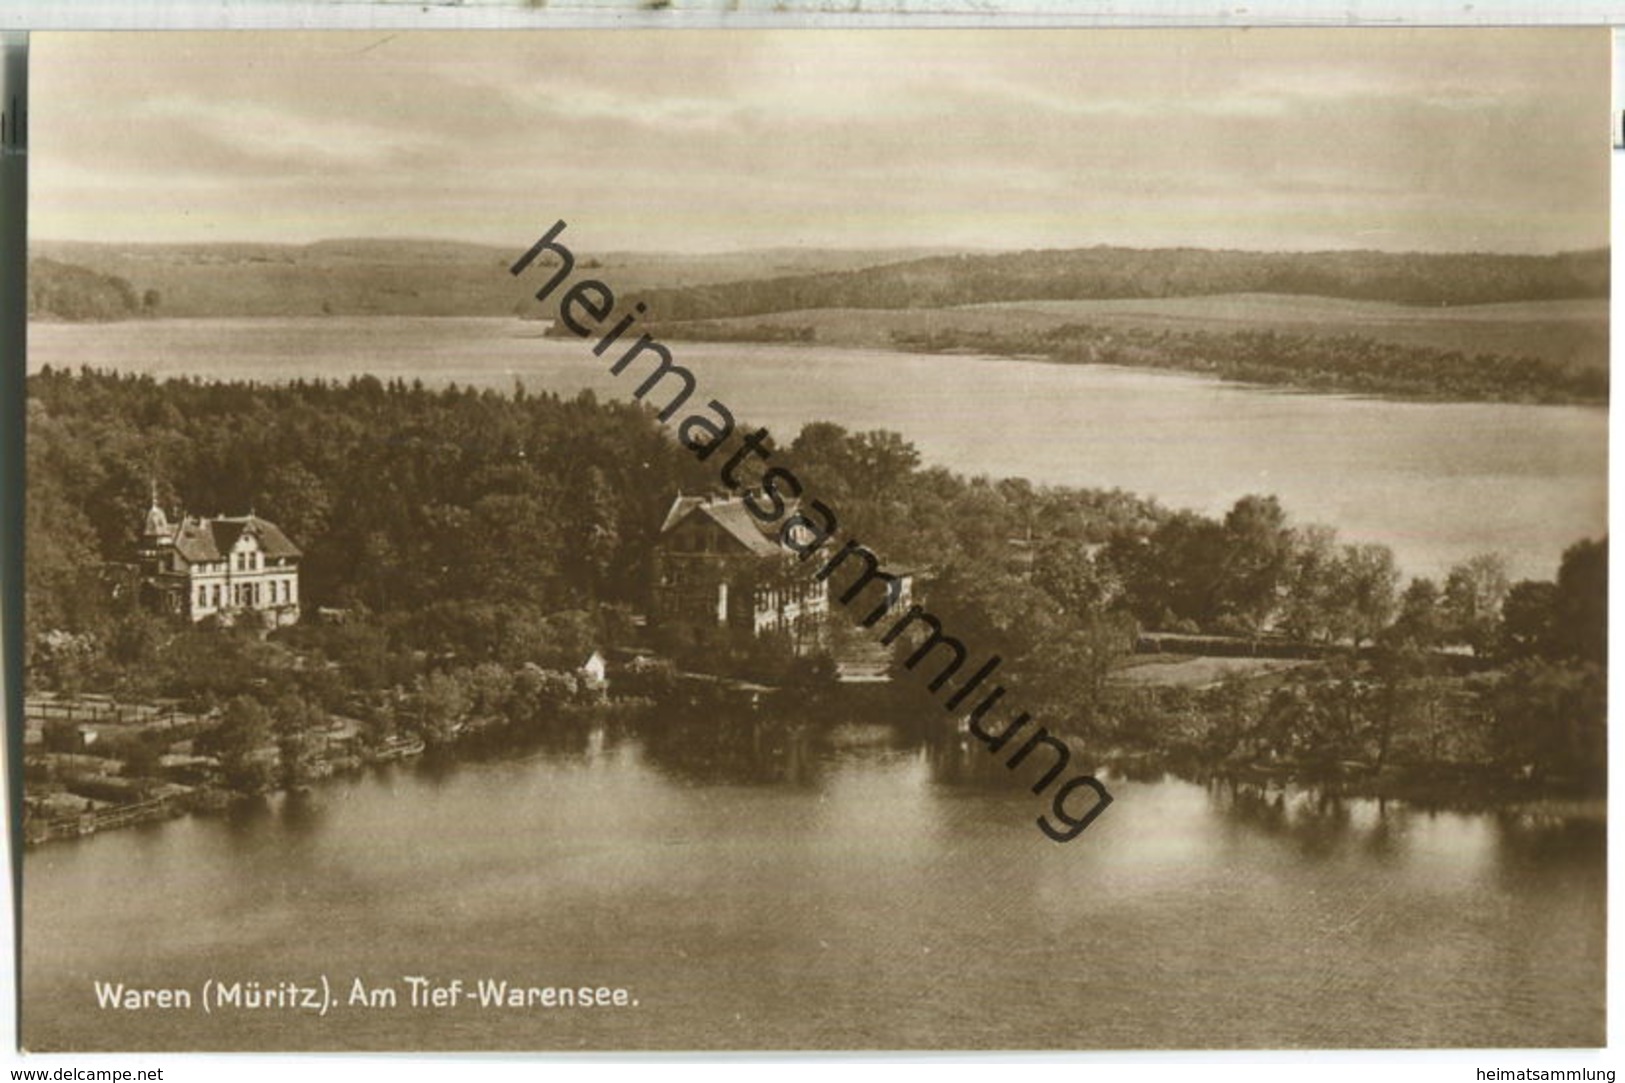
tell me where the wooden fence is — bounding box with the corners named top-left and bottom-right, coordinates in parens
top-left (24, 698), bottom-right (199, 730)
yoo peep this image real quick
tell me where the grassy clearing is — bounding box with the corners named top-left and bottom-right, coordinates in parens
top-left (1110, 653), bottom-right (1312, 689)
top-left (973, 294), bottom-right (1609, 374)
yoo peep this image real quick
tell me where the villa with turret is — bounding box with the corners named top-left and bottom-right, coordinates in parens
top-left (136, 495), bottom-right (302, 627)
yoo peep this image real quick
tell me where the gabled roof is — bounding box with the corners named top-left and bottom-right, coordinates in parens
top-left (171, 518), bottom-right (221, 563)
top-left (170, 514), bottom-right (302, 564)
top-left (211, 516), bottom-right (302, 559)
top-left (660, 493), bottom-right (787, 559)
top-left (660, 495), bottom-right (706, 534)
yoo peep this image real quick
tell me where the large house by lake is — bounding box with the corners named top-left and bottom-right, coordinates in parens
top-left (136, 497), bottom-right (302, 627)
top-left (651, 492), bottom-right (829, 647)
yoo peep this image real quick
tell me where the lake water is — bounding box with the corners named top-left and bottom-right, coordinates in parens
top-left (22, 316), bottom-right (1608, 1050)
top-left (28, 316), bottom-right (1607, 582)
top-left (21, 723), bottom-right (1606, 1051)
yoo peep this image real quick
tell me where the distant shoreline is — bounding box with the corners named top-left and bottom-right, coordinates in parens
top-left (643, 298), bottom-right (1608, 407)
top-left (29, 306), bottom-right (1611, 408)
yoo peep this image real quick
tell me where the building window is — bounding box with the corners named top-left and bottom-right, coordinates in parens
top-left (197, 585), bottom-right (207, 608)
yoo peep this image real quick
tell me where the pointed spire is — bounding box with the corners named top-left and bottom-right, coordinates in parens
top-left (142, 477), bottom-right (172, 540)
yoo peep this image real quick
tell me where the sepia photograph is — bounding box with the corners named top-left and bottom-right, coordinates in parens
top-left (16, 28), bottom-right (1609, 1052)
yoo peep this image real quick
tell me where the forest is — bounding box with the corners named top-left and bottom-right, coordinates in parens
top-left (888, 322), bottom-right (1608, 404)
top-left (608, 246), bottom-right (1609, 404)
top-left (24, 369), bottom-right (1606, 801)
top-left (27, 258), bottom-right (157, 322)
top-left (621, 246), bottom-right (1608, 322)
top-left (33, 241), bottom-right (1606, 332)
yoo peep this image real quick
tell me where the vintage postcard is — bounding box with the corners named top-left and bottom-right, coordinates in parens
top-left (17, 29), bottom-right (1608, 1052)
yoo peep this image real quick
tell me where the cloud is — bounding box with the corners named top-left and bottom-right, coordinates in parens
top-left (26, 29), bottom-right (1609, 255)
top-left (138, 96), bottom-right (441, 171)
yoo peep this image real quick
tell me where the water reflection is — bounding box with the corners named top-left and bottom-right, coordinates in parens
top-left (204, 717), bottom-right (1608, 883)
top-left (1487, 812), bottom-right (1606, 890)
top-left (22, 713), bottom-right (1606, 1051)
top-left (1207, 779), bottom-right (1364, 861)
top-left (221, 793), bottom-right (276, 835)
top-left (636, 718), bottom-right (828, 788)
top-left (276, 789), bottom-right (325, 836)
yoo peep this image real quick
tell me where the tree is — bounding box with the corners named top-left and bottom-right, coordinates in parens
top-left (1217, 494), bottom-right (1292, 635)
top-left (1498, 580), bottom-right (1558, 661)
top-left (1366, 639), bottom-right (1448, 768)
top-left (23, 434), bottom-right (113, 662)
top-left (569, 465), bottom-right (621, 589)
top-left (1490, 659), bottom-right (1606, 783)
top-left (261, 462), bottom-right (333, 550)
top-left (1386, 577), bottom-right (1444, 650)
top-left (271, 690), bottom-right (323, 789)
top-left (1443, 553), bottom-right (1511, 655)
top-left (1552, 537), bottom-right (1606, 665)
top-left (402, 671), bottom-right (470, 746)
top-left (1032, 540), bottom-right (1119, 619)
top-left (1023, 613), bottom-right (1138, 735)
top-left (43, 718), bottom-right (83, 754)
top-left (786, 421), bottom-right (859, 509)
top-left (207, 696), bottom-right (273, 794)
top-left (1110, 510), bottom-right (1228, 630)
top-left (1278, 524), bottom-right (1341, 643)
top-left (850, 430), bottom-right (922, 505)
top-left (507, 665), bottom-right (577, 727)
top-left (120, 732), bottom-right (166, 792)
top-left (1332, 543), bottom-right (1400, 648)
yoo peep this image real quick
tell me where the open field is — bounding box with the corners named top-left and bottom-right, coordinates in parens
top-left (660, 293), bottom-right (1609, 374)
top-left (973, 294), bottom-right (1610, 373)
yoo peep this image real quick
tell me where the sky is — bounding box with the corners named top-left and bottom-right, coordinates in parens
top-left (29, 29), bottom-right (1611, 254)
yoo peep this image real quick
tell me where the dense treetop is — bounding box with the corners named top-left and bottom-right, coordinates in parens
top-left (25, 369), bottom-right (1605, 792)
